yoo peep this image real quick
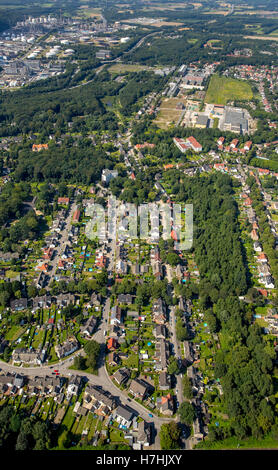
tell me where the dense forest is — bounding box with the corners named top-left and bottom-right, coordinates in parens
top-left (166, 172), bottom-right (277, 441)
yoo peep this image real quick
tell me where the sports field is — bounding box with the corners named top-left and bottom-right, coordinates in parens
top-left (205, 74), bottom-right (253, 105)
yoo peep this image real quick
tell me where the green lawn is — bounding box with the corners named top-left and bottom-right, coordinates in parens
top-left (205, 74), bottom-right (253, 105)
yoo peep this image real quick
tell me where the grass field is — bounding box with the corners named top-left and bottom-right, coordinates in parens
top-left (205, 74), bottom-right (253, 105)
top-left (109, 64), bottom-right (151, 74)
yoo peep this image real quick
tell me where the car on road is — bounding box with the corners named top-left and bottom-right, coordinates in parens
top-left (148, 413), bottom-right (153, 418)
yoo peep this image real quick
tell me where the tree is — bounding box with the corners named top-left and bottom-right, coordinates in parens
top-left (84, 339), bottom-right (100, 371)
top-left (15, 432), bottom-right (29, 450)
top-left (159, 422), bottom-right (181, 450)
top-left (73, 356), bottom-right (86, 370)
top-left (166, 252), bottom-right (180, 266)
top-left (182, 376), bottom-right (193, 400)
top-left (167, 357), bottom-right (180, 375)
top-left (178, 402), bottom-right (195, 426)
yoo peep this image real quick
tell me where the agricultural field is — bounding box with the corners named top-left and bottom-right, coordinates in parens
top-left (205, 74), bottom-right (253, 105)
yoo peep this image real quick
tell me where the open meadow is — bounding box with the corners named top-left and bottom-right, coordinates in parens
top-left (205, 74), bottom-right (253, 105)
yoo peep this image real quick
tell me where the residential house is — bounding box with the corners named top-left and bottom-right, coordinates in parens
top-left (114, 405), bottom-right (135, 428)
top-left (250, 229), bottom-right (259, 241)
top-left (113, 367), bottom-right (130, 386)
top-left (118, 294), bottom-right (133, 305)
top-left (37, 271), bottom-right (47, 289)
top-left (101, 169), bottom-right (118, 185)
top-left (137, 420), bottom-right (152, 447)
top-left (253, 241), bottom-right (262, 252)
top-left (10, 298), bottom-right (28, 311)
top-left (32, 295), bottom-right (52, 311)
top-left (80, 316), bottom-right (98, 337)
top-left (157, 394), bottom-right (174, 416)
top-left (110, 306), bottom-right (122, 326)
top-left (153, 324), bottom-right (167, 339)
top-left (32, 144), bottom-right (48, 152)
top-left (57, 197), bottom-right (69, 205)
top-left (107, 337), bottom-right (118, 351)
top-left (192, 417), bottom-right (204, 443)
top-left (12, 348), bottom-right (41, 365)
top-left (129, 379), bottom-right (153, 400)
top-left (154, 339), bottom-right (169, 371)
top-left (55, 338), bottom-right (79, 359)
top-left (82, 385), bottom-right (116, 415)
top-left (184, 341), bottom-right (193, 366)
top-left (66, 375), bottom-right (83, 399)
top-left (152, 298), bottom-right (167, 324)
top-left (159, 372), bottom-right (171, 391)
top-left (72, 209), bottom-right (81, 223)
top-left (56, 293), bottom-right (75, 308)
top-left (108, 352), bottom-right (120, 367)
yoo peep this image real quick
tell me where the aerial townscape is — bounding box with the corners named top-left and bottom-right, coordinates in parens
top-left (0, 0), bottom-right (278, 454)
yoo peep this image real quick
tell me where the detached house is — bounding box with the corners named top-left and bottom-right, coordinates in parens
top-left (129, 379), bottom-right (154, 401)
top-left (55, 338), bottom-right (79, 359)
top-left (80, 316), bottom-right (98, 337)
top-left (157, 394), bottom-right (174, 416)
top-left (10, 298), bottom-right (28, 311)
top-left (113, 367), bottom-right (130, 386)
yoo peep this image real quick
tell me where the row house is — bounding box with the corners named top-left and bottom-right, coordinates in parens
top-left (28, 375), bottom-right (63, 396)
top-left (66, 375), bottom-right (83, 399)
top-left (0, 372), bottom-right (25, 394)
top-left (12, 348), bottom-right (42, 365)
top-left (154, 339), bottom-right (170, 371)
top-left (152, 298), bottom-right (167, 324)
top-left (110, 305), bottom-right (122, 326)
top-left (153, 324), bottom-right (167, 339)
top-left (159, 372), bottom-right (171, 391)
top-left (82, 385), bottom-right (117, 416)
